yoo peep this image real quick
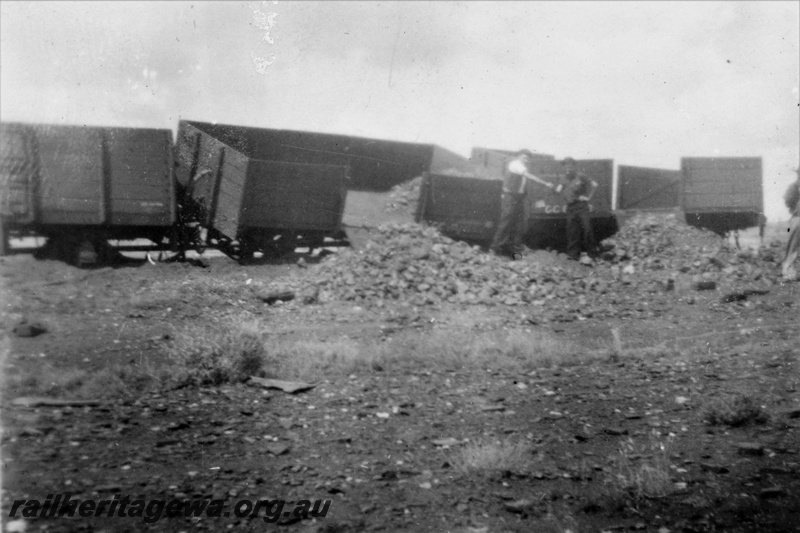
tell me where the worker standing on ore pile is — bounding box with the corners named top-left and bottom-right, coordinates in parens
top-left (781, 167), bottom-right (800, 282)
top-left (554, 157), bottom-right (598, 262)
top-left (491, 149), bottom-right (555, 260)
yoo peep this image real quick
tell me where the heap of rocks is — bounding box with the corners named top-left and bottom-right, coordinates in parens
top-left (603, 213), bottom-right (723, 268)
top-left (601, 213), bottom-right (777, 284)
top-left (307, 223), bottom-right (608, 308)
top-left (295, 214), bottom-right (780, 319)
top-left (384, 176), bottom-right (422, 215)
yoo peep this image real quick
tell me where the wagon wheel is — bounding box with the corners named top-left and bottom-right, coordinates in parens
top-left (261, 238), bottom-right (296, 260)
top-left (0, 217), bottom-right (8, 256)
top-left (235, 238), bottom-right (260, 265)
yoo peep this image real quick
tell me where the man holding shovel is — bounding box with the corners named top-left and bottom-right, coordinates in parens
top-left (491, 149), bottom-right (555, 259)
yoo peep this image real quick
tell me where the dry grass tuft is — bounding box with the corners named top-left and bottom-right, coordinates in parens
top-left (452, 438), bottom-right (534, 475)
top-left (377, 328), bottom-right (583, 371)
top-left (703, 394), bottom-right (769, 427)
top-left (165, 319), bottom-right (271, 386)
top-left (6, 361), bottom-right (162, 399)
top-left (604, 435), bottom-right (675, 503)
top-left (273, 338), bottom-right (368, 381)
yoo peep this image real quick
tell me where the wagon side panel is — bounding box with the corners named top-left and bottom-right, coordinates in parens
top-left (0, 122), bottom-right (37, 223)
top-left (106, 128), bottom-right (175, 227)
top-left (418, 173), bottom-right (502, 243)
top-left (34, 125), bottom-right (105, 225)
top-left (210, 148), bottom-right (250, 240)
top-left (617, 165), bottom-right (681, 211)
top-left (681, 157), bottom-right (763, 213)
top-left (240, 161), bottom-right (347, 232)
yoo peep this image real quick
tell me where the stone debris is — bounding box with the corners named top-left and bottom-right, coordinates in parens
top-left (736, 442), bottom-right (765, 456)
top-left (720, 288), bottom-right (770, 303)
top-left (5, 519), bottom-right (28, 533)
top-left (432, 438), bottom-right (462, 447)
top-left (247, 377), bottom-right (315, 394)
top-left (759, 486), bottom-right (788, 499)
top-left (11, 397), bottom-right (101, 408)
top-left (256, 290), bottom-right (296, 305)
top-left (12, 319), bottom-right (47, 338)
top-left (503, 498), bottom-right (536, 514)
top-left (384, 176), bottom-right (423, 215)
top-left (302, 213), bottom-right (780, 319)
top-left (694, 281), bottom-right (717, 291)
top-left (307, 223), bottom-right (595, 309)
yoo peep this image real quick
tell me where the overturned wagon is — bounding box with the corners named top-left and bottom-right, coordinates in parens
top-left (175, 121), bottom-right (349, 261)
top-left (0, 122), bottom-right (175, 262)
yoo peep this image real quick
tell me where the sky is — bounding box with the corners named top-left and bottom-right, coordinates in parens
top-left (1, 1), bottom-right (798, 222)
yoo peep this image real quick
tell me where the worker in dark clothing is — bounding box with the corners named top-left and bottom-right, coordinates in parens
top-left (491, 149), bottom-right (554, 259)
top-left (782, 168), bottom-right (800, 281)
top-left (555, 157), bottom-right (598, 261)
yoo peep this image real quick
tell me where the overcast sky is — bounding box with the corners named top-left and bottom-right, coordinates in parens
top-left (1, 1), bottom-right (798, 221)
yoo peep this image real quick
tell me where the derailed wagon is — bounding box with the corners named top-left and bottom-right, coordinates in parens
top-left (175, 120), bottom-right (349, 261)
top-left (0, 122), bottom-right (176, 264)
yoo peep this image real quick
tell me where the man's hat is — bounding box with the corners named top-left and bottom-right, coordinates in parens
top-left (562, 157), bottom-right (576, 165)
top-left (516, 149), bottom-right (534, 157)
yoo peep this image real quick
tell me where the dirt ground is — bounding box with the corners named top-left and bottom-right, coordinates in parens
top-left (1, 223), bottom-right (799, 533)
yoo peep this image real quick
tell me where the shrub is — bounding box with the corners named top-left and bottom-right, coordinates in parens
top-left (703, 394), bottom-right (769, 427)
top-left (452, 438), bottom-right (533, 475)
top-left (165, 320), bottom-right (270, 386)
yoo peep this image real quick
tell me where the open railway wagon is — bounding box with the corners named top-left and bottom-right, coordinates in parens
top-left (175, 121), bottom-right (351, 262)
top-left (680, 157), bottom-right (763, 236)
top-left (176, 120), bottom-right (481, 256)
top-left (524, 156), bottom-right (618, 249)
top-left (341, 144), bottom-right (480, 242)
top-left (0, 122), bottom-right (177, 264)
top-left (423, 149), bottom-right (618, 250)
top-left (616, 165), bottom-right (681, 212)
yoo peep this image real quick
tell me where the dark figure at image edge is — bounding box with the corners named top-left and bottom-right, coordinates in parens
top-left (491, 149), bottom-right (554, 259)
top-left (556, 157), bottom-right (599, 261)
top-left (782, 167), bottom-right (800, 281)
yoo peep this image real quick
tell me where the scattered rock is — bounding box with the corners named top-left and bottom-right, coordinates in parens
top-left (720, 288), bottom-right (770, 303)
top-left (700, 463), bottom-right (729, 474)
top-left (265, 443), bottom-right (290, 456)
top-left (759, 486), bottom-right (787, 499)
top-left (256, 290), bottom-right (296, 305)
top-left (247, 377), bottom-right (315, 394)
top-left (736, 442), bottom-right (765, 456)
top-left (503, 499), bottom-right (536, 514)
top-left (11, 397), bottom-right (100, 408)
top-left (189, 256), bottom-right (211, 268)
top-left (432, 438), bottom-right (462, 447)
top-left (693, 281), bottom-right (717, 291)
top-left (783, 408), bottom-right (800, 419)
top-left (12, 319), bottom-right (47, 338)
top-left (5, 519), bottom-right (28, 533)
